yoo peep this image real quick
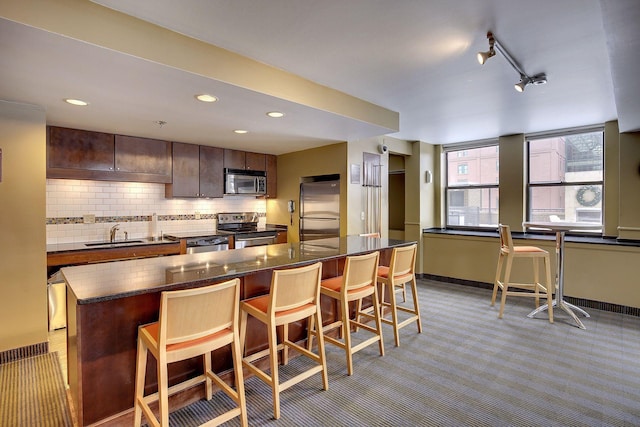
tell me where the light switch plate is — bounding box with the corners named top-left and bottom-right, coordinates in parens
top-left (83, 214), bottom-right (95, 224)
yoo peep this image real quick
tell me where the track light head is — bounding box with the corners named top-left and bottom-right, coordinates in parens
top-left (514, 75), bottom-right (530, 92)
top-left (477, 32), bottom-right (496, 65)
top-left (477, 49), bottom-right (495, 65)
top-left (514, 73), bottom-right (547, 92)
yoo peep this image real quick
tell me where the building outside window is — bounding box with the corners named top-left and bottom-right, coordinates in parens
top-left (527, 128), bottom-right (603, 228)
top-left (445, 143), bottom-right (499, 228)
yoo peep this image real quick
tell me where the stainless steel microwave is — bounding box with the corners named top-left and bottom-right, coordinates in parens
top-left (224, 168), bottom-right (266, 195)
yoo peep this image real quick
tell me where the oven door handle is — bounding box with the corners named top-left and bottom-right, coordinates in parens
top-left (236, 236), bottom-right (275, 243)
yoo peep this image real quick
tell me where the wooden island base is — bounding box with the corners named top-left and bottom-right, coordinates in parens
top-left (63, 237), bottom-right (408, 425)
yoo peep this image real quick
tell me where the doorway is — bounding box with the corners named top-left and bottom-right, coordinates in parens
top-left (388, 154), bottom-right (405, 240)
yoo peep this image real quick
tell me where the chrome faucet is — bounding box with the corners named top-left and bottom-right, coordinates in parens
top-left (109, 224), bottom-right (120, 242)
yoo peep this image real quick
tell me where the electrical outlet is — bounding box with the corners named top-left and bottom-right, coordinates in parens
top-left (83, 214), bottom-right (95, 224)
top-left (195, 211), bottom-right (201, 220)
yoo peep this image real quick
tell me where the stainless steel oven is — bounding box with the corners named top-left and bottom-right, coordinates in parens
top-left (185, 236), bottom-right (229, 254)
top-left (234, 231), bottom-right (277, 248)
top-left (217, 212), bottom-right (278, 248)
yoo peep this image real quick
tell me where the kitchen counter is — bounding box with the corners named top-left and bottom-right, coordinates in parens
top-left (46, 237), bottom-right (177, 253)
top-left (62, 236), bottom-right (414, 425)
top-left (62, 235), bottom-right (405, 303)
top-left (163, 224), bottom-right (286, 240)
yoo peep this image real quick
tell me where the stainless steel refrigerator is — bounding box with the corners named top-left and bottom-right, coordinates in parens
top-left (299, 176), bottom-right (340, 241)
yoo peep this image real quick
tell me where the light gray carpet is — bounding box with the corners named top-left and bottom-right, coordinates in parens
top-left (156, 279), bottom-right (640, 426)
top-left (0, 352), bottom-right (73, 427)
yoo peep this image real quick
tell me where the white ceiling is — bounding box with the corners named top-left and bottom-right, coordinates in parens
top-left (1, 0), bottom-right (639, 155)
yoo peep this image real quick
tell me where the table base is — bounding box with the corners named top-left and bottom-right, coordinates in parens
top-left (528, 299), bottom-right (590, 329)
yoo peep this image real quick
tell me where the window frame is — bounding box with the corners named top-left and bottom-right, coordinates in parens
top-left (444, 140), bottom-right (499, 230)
top-left (525, 126), bottom-right (604, 234)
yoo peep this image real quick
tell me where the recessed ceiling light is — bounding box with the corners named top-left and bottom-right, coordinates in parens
top-left (196, 94), bottom-right (218, 103)
top-left (234, 129), bottom-right (248, 134)
top-left (64, 98), bottom-right (88, 106)
top-left (266, 111), bottom-right (285, 118)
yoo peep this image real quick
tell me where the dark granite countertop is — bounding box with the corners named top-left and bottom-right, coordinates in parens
top-left (62, 236), bottom-right (413, 304)
top-left (164, 225), bottom-right (286, 240)
top-left (47, 237), bottom-right (178, 254)
top-left (422, 227), bottom-right (640, 247)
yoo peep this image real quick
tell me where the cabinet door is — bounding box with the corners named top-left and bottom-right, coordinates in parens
top-left (245, 152), bottom-right (266, 171)
top-left (276, 230), bottom-right (288, 244)
top-left (199, 146), bottom-right (224, 198)
top-left (224, 149), bottom-right (246, 170)
top-left (114, 135), bottom-right (171, 183)
top-left (266, 154), bottom-right (277, 197)
top-left (165, 142), bottom-right (199, 198)
top-left (47, 126), bottom-right (115, 176)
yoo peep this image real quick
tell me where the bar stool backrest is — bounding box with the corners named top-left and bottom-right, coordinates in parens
top-left (389, 244), bottom-right (417, 280)
top-left (343, 251), bottom-right (380, 294)
top-left (498, 224), bottom-right (514, 254)
top-left (160, 280), bottom-right (239, 349)
top-left (270, 262), bottom-right (322, 314)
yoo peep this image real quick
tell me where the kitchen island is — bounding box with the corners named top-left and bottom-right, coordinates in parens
top-left (62, 235), bottom-right (414, 425)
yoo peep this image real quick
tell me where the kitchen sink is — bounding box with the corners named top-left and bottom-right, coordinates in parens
top-left (85, 240), bottom-right (144, 247)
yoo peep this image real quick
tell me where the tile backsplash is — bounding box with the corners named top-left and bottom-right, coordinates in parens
top-left (46, 179), bottom-right (266, 244)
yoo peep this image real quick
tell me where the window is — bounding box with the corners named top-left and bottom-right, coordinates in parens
top-left (527, 129), bottom-right (603, 229)
top-left (445, 143), bottom-right (499, 228)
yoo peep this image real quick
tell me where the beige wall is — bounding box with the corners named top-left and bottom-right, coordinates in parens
top-left (0, 101), bottom-right (47, 351)
top-left (423, 233), bottom-right (640, 308)
top-left (423, 122), bottom-right (640, 308)
top-left (498, 134), bottom-right (526, 231)
top-left (617, 131), bottom-right (640, 240)
top-left (267, 143), bottom-right (347, 243)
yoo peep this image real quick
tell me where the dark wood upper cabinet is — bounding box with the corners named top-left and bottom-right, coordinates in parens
top-left (266, 154), bottom-right (277, 198)
top-left (114, 135), bottom-right (172, 180)
top-left (165, 143), bottom-right (223, 198)
top-left (224, 149), bottom-right (265, 171)
top-left (199, 145), bottom-right (224, 198)
top-left (47, 126), bottom-right (171, 183)
top-left (165, 142), bottom-right (199, 198)
top-left (48, 126), bottom-right (115, 174)
top-left (245, 152), bottom-right (266, 171)
top-left (223, 149), bottom-right (245, 170)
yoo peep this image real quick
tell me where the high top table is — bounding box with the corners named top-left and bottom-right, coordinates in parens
top-left (522, 221), bottom-right (601, 329)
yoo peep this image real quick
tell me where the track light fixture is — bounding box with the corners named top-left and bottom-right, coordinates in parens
top-left (478, 31), bottom-right (547, 92)
top-left (477, 33), bottom-right (495, 65)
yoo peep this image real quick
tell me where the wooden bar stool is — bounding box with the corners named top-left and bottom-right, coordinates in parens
top-left (360, 233), bottom-right (406, 301)
top-left (376, 243), bottom-right (422, 347)
top-left (133, 278), bottom-right (247, 427)
top-left (239, 262), bottom-right (328, 420)
top-left (315, 251), bottom-right (384, 376)
top-left (491, 224), bottom-right (554, 322)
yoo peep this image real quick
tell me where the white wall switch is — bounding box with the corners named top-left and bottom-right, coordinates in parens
top-left (83, 214), bottom-right (95, 224)
top-left (195, 211), bottom-right (201, 220)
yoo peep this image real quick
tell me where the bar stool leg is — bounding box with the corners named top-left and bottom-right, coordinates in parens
top-left (133, 339), bottom-right (146, 427)
top-left (499, 257), bottom-right (513, 319)
top-left (491, 253), bottom-right (505, 306)
top-left (268, 323), bottom-right (281, 420)
top-left (409, 276), bottom-right (422, 333)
